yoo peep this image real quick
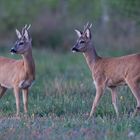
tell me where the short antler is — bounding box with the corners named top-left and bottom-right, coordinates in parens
top-left (83, 22), bottom-right (92, 33)
top-left (22, 24), bottom-right (31, 35)
top-left (84, 22), bottom-right (89, 31)
top-left (26, 24), bottom-right (31, 30)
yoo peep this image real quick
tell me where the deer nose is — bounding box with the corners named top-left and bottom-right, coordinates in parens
top-left (10, 48), bottom-right (17, 53)
top-left (72, 47), bottom-right (78, 52)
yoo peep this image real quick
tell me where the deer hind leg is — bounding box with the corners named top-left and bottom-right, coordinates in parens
top-left (89, 85), bottom-right (105, 118)
top-left (13, 87), bottom-right (20, 117)
top-left (22, 88), bottom-right (29, 114)
top-left (0, 85), bottom-right (7, 99)
top-left (126, 80), bottom-right (140, 116)
top-left (110, 87), bottom-right (119, 117)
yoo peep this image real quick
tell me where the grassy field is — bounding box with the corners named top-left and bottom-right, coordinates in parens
top-left (0, 48), bottom-right (140, 140)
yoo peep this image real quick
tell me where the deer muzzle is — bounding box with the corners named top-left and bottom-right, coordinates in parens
top-left (72, 47), bottom-right (79, 52)
top-left (10, 48), bottom-right (17, 54)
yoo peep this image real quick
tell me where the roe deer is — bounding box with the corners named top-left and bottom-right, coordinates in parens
top-left (72, 23), bottom-right (140, 118)
top-left (0, 25), bottom-right (35, 116)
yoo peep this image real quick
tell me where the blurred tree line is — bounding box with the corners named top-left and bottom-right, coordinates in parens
top-left (0, 0), bottom-right (140, 53)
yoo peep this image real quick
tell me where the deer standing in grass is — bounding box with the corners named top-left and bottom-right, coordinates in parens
top-left (0, 25), bottom-right (35, 116)
top-left (72, 23), bottom-right (140, 118)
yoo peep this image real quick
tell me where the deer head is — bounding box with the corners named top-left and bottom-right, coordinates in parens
top-left (11, 24), bottom-right (32, 54)
top-left (72, 23), bottom-right (92, 53)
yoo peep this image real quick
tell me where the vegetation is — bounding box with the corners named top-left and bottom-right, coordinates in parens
top-left (0, 0), bottom-right (140, 51)
top-left (0, 0), bottom-right (140, 139)
top-left (0, 49), bottom-right (140, 140)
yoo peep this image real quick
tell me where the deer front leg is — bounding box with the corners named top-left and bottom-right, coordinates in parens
top-left (13, 87), bottom-right (20, 116)
top-left (110, 87), bottom-right (119, 117)
top-left (22, 88), bottom-right (29, 114)
top-left (89, 85), bottom-right (105, 118)
top-left (0, 86), bottom-right (7, 99)
top-left (126, 80), bottom-right (140, 116)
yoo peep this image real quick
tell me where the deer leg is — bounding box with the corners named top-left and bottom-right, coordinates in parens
top-left (22, 88), bottom-right (29, 114)
top-left (0, 86), bottom-right (7, 99)
top-left (89, 86), bottom-right (104, 118)
top-left (13, 87), bottom-right (20, 116)
top-left (127, 80), bottom-right (140, 116)
top-left (110, 87), bottom-right (119, 117)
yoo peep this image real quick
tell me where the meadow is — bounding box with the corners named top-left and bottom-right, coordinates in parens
top-left (0, 48), bottom-right (140, 140)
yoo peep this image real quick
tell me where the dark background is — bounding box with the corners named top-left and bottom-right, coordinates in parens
top-left (0, 0), bottom-right (140, 55)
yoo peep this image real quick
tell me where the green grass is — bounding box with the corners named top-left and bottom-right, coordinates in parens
top-left (0, 49), bottom-right (140, 140)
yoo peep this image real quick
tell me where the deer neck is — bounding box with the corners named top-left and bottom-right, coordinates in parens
top-left (22, 47), bottom-right (35, 80)
top-left (83, 43), bottom-right (100, 70)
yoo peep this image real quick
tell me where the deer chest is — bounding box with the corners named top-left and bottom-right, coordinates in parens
top-left (19, 80), bottom-right (35, 89)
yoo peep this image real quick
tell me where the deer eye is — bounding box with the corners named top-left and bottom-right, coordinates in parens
top-left (19, 42), bottom-right (24, 45)
top-left (80, 40), bottom-right (85, 44)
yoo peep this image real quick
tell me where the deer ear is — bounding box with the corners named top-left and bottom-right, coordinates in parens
top-left (24, 29), bottom-right (29, 40)
top-left (85, 29), bottom-right (91, 39)
top-left (75, 29), bottom-right (82, 37)
top-left (16, 29), bottom-right (22, 39)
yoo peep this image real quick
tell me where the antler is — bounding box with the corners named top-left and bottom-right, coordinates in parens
top-left (83, 22), bottom-right (92, 33)
top-left (26, 24), bottom-right (31, 30)
top-left (84, 22), bottom-right (89, 31)
top-left (22, 24), bottom-right (31, 35)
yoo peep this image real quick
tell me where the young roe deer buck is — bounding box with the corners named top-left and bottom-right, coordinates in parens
top-left (72, 23), bottom-right (140, 118)
top-left (0, 25), bottom-right (35, 116)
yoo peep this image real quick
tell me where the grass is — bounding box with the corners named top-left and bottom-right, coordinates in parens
top-left (0, 48), bottom-right (140, 140)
